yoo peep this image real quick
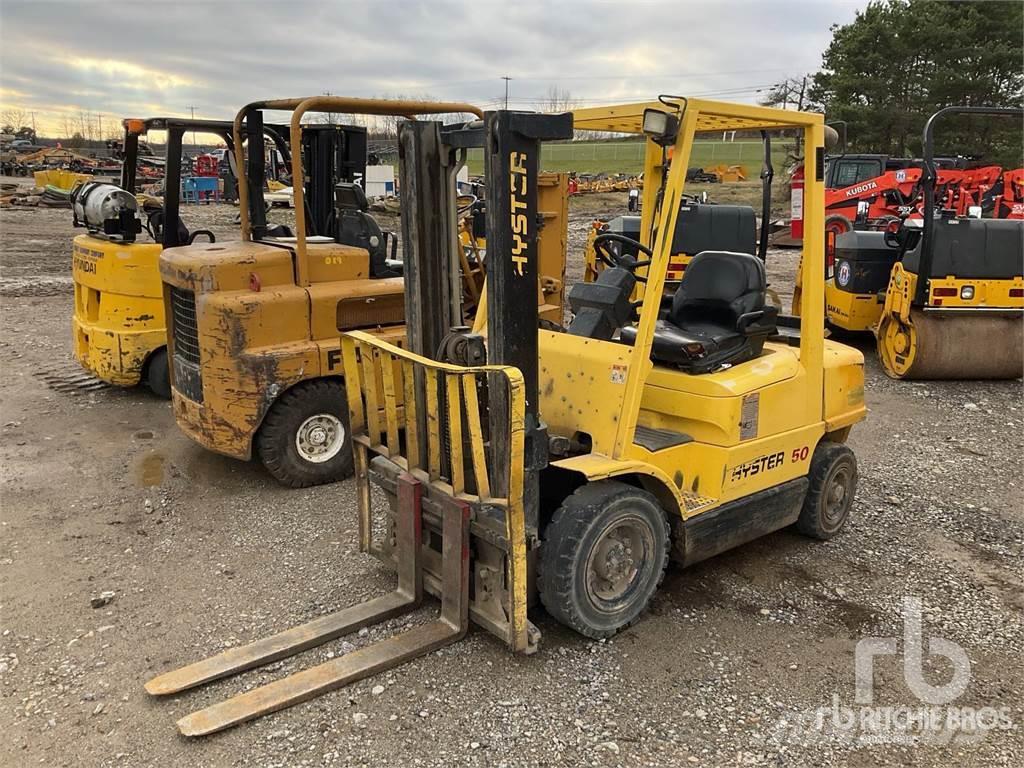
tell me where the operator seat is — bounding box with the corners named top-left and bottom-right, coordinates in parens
top-left (620, 251), bottom-right (778, 374)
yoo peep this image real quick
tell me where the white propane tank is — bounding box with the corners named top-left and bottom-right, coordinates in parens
top-left (71, 181), bottom-right (139, 234)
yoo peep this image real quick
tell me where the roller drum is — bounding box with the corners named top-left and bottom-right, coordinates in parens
top-left (877, 309), bottom-right (1023, 380)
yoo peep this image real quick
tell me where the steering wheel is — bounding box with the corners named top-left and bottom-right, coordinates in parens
top-left (593, 233), bottom-right (653, 283)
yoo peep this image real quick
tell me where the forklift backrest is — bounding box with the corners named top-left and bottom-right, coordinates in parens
top-left (672, 204), bottom-right (756, 256)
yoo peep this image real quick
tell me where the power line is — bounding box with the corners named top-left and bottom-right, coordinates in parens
top-left (479, 83), bottom-right (781, 107)
top-left (403, 67), bottom-right (795, 91)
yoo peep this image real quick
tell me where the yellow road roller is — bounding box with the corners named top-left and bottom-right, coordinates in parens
top-left (792, 106), bottom-right (1023, 380)
top-left (874, 106), bottom-right (1023, 379)
top-left (145, 98), bottom-right (866, 736)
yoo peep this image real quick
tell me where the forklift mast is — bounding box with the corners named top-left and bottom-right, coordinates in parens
top-left (301, 123), bottom-right (368, 237)
top-left (483, 111), bottom-right (573, 527)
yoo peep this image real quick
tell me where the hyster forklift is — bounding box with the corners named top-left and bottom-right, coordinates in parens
top-left (146, 98), bottom-right (866, 736)
top-left (71, 117), bottom-right (365, 397)
top-left (160, 97), bottom-right (569, 487)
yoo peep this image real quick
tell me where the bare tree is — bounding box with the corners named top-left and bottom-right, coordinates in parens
top-left (759, 76), bottom-right (809, 156)
top-left (2, 107), bottom-right (28, 132)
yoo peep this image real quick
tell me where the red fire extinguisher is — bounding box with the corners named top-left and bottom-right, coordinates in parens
top-left (790, 164), bottom-right (805, 240)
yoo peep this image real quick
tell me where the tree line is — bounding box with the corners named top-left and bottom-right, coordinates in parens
top-left (763, 0), bottom-right (1023, 166)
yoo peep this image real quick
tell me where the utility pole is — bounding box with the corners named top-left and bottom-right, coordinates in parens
top-left (501, 76), bottom-right (512, 109)
top-left (188, 105), bottom-right (197, 146)
top-left (29, 111), bottom-right (36, 138)
top-left (323, 91), bottom-right (336, 125)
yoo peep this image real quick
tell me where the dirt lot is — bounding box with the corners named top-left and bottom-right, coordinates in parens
top-left (1, 197), bottom-right (1022, 767)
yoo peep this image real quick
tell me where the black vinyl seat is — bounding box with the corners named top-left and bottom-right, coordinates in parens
top-left (621, 251), bottom-right (778, 374)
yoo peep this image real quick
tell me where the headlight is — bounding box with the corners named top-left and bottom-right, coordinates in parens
top-left (960, 285), bottom-right (975, 300)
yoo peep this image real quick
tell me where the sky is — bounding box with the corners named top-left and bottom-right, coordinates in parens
top-left (0, 0), bottom-right (863, 137)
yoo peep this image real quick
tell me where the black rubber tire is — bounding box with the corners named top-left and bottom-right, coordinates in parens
top-left (538, 481), bottom-right (670, 639)
top-left (256, 379), bottom-right (353, 488)
top-left (796, 441), bottom-right (857, 540)
top-left (145, 347), bottom-right (171, 399)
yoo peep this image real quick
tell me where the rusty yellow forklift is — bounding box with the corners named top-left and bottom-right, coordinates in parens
top-left (145, 98), bottom-right (865, 736)
top-left (71, 117), bottom-right (364, 397)
top-left (161, 97), bottom-right (569, 487)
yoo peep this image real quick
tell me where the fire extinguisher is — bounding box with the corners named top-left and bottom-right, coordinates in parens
top-left (790, 163), bottom-right (805, 240)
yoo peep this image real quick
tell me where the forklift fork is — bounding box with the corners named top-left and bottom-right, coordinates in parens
top-left (144, 473), bottom-right (471, 736)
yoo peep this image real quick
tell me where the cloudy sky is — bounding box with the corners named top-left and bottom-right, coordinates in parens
top-left (1, 0), bottom-right (862, 137)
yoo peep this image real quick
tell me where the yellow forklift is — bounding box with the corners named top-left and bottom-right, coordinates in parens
top-left (71, 117), bottom-right (232, 397)
top-left (145, 98), bottom-right (865, 736)
top-left (71, 117), bottom-right (364, 397)
top-left (160, 97), bottom-right (569, 487)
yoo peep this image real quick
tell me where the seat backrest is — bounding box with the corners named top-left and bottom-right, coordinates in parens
top-left (671, 204), bottom-right (757, 256)
top-left (670, 250), bottom-right (766, 327)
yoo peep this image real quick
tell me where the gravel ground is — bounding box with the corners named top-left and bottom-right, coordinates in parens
top-left (1, 199), bottom-right (1022, 767)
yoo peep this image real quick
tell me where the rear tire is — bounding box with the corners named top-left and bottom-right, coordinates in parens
top-left (256, 379), bottom-right (353, 488)
top-left (538, 481), bottom-right (670, 639)
top-left (797, 441), bottom-right (857, 540)
top-left (145, 347), bottom-right (171, 399)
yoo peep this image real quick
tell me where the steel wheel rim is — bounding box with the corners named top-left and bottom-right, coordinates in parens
top-left (584, 514), bottom-right (654, 613)
top-left (294, 414), bottom-right (345, 464)
top-left (822, 462), bottom-right (852, 528)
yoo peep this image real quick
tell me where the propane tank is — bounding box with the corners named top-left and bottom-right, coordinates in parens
top-left (71, 181), bottom-right (141, 242)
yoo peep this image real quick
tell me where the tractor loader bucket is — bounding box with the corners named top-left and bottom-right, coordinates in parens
top-left (145, 473), bottom-right (471, 736)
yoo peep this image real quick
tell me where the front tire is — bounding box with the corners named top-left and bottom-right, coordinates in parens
top-left (145, 347), bottom-right (171, 399)
top-left (797, 441), bottom-right (857, 540)
top-left (538, 481), bottom-right (670, 639)
top-left (256, 379), bottom-right (353, 488)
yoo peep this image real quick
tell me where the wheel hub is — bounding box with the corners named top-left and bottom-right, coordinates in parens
top-left (295, 414), bottom-right (346, 464)
top-left (824, 466), bottom-right (851, 524)
top-left (595, 535), bottom-right (634, 584)
top-left (587, 521), bottom-right (649, 606)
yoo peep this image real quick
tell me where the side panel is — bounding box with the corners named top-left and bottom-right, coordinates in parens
top-left (680, 478), bottom-right (808, 566)
top-left (538, 331), bottom-right (635, 457)
top-left (825, 281), bottom-right (884, 332)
